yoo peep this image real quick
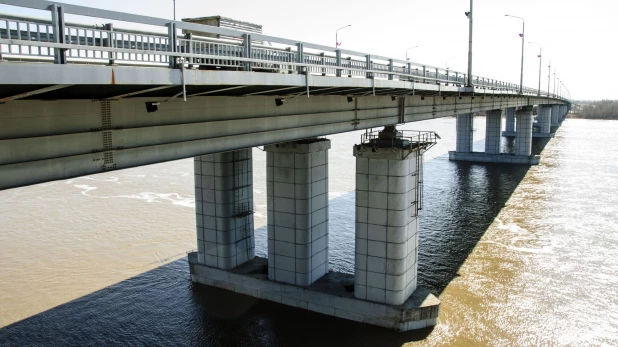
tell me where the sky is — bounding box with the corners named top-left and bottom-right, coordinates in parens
top-left (1, 0), bottom-right (616, 100)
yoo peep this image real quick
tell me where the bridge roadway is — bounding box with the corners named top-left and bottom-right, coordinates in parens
top-left (0, 0), bottom-right (571, 332)
top-left (0, 1), bottom-right (570, 191)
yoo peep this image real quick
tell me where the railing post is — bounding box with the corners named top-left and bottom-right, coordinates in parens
top-left (406, 62), bottom-right (412, 81)
top-left (243, 34), bottom-right (252, 71)
top-left (185, 32), bottom-right (194, 69)
top-left (167, 22), bottom-right (177, 69)
top-left (50, 4), bottom-right (66, 64)
top-left (388, 59), bottom-right (394, 80)
top-left (296, 42), bottom-right (303, 74)
top-left (335, 49), bottom-right (342, 77)
top-left (346, 57), bottom-right (352, 77)
top-left (103, 23), bottom-right (115, 66)
top-left (365, 55), bottom-right (372, 79)
top-left (320, 52), bottom-right (326, 76)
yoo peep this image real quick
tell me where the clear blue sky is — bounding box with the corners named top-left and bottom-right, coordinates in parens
top-left (1, 0), bottom-right (614, 100)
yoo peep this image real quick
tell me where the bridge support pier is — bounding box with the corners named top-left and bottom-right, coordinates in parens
top-left (484, 110), bottom-right (502, 154)
top-left (189, 134), bottom-right (439, 331)
top-left (503, 107), bottom-right (516, 136)
top-left (264, 139), bottom-right (331, 286)
top-left (193, 149), bottom-right (255, 269)
top-left (353, 139), bottom-right (420, 305)
top-left (515, 106), bottom-right (534, 156)
top-left (535, 105), bottom-right (554, 138)
top-left (551, 104), bottom-right (560, 127)
top-left (450, 108), bottom-right (540, 165)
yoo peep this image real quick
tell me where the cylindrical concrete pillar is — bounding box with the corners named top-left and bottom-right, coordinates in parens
top-left (353, 141), bottom-right (421, 306)
top-left (456, 113), bottom-right (473, 153)
top-left (485, 110), bottom-right (502, 154)
top-left (194, 149), bottom-right (255, 269)
top-left (515, 107), bottom-right (533, 156)
top-left (505, 107), bottom-right (516, 133)
top-left (538, 105), bottom-right (551, 134)
top-left (265, 139), bottom-right (331, 286)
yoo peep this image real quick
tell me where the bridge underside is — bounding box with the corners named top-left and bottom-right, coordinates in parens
top-left (0, 64), bottom-right (565, 190)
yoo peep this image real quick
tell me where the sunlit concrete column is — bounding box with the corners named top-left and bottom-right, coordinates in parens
top-left (456, 113), bottom-right (473, 153)
top-left (551, 104), bottom-right (560, 126)
top-left (265, 139), bottom-right (330, 286)
top-left (515, 106), bottom-right (533, 156)
top-left (505, 107), bottom-right (516, 132)
top-left (353, 135), bottom-right (421, 306)
top-left (194, 149), bottom-right (254, 269)
top-left (485, 110), bottom-right (502, 154)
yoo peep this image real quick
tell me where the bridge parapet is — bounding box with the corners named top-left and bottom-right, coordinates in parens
top-left (0, 0), bottom-right (568, 101)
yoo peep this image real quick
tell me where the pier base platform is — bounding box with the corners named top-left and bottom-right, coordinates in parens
top-left (448, 151), bottom-right (540, 165)
top-left (502, 131), bottom-right (555, 138)
top-left (188, 252), bottom-right (440, 331)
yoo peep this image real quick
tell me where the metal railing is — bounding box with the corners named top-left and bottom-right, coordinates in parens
top-left (360, 130), bottom-right (438, 152)
top-left (0, 0), bottom-right (569, 101)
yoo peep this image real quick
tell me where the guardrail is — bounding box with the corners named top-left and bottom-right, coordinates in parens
top-left (0, 0), bottom-right (569, 101)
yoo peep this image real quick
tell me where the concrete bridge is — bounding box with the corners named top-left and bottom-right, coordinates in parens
top-left (0, 0), bottom-right (570, 331)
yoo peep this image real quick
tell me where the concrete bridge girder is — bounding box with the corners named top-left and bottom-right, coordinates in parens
top-left (0, 65), bottom-right (566, 190)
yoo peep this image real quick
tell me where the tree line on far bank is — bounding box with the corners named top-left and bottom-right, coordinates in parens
top-left (571, 100), bottom-right (618, 119)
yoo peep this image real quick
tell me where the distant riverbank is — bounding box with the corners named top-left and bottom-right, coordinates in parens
top-left (573, 100), bottom-right (618, 119)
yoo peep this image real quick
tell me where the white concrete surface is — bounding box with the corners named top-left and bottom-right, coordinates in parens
top-left (515, 107), bottom-right (533, 157)
top-left (264, 139), bottom-right (331, 286)
top-left (485, 110), bottom-right (502, 155)
top-left (551, 104), bottom-right (560, 126)
top-left (448, 151), bottom-right (540, 165)
top-left (538, 105), bottom-right (551, 134)
top-left (505, 107), bottom-right (516, 133)
top-left (456, 113), bottom-right (473, 153)
top-left (194, 149), bottom-right (255, 270)
top-left (353, 145), bottom-right (421, 306)
top-left (188, 254), bottom-right (440, 331)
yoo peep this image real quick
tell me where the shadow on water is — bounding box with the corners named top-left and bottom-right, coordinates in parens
top-left (418, 137), bottom-right (550, 294)
top-left (0, 257), bottom-right (432, 347)
top-left (0, 136), bottom-right (552, 346)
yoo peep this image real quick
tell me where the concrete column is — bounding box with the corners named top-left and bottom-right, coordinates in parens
top-left (194, 149), bottom-right (254, 269)
top-left (537, 105), bottom-right (551, 134)
top-left (265, 139), bottom-right (331, 286)
top-left (353, 141), bottom-right (421, 306)
top-left (485, 110), bottom-right (502, 154)
top-left (551, 104), bottom-right (560, 126)
top-left (456, 113), bottom-right (473, 153)
top-left (561, 105), bottom-right (567, 121)
top-left (515, 107), bottom-right (533, 156)
top-left (505, 107), bottom-right (516, 132)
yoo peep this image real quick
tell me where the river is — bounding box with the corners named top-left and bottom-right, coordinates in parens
top-left (1, 118), bottom-right (617, 346)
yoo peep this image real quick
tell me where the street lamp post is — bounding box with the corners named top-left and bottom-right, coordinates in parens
top-left (528, 42), bottom-right (542, 96)
top-left (554, 72), bottom-right (557, 95)
top-left (505, 14), bottom-right (525, 94)
top-left (547, 61), bottom-right (551, 97)
top-left (406, 46), bottom-right (419, 61)
top-left (336, 25), bottom-right (351, 48)
top-left (466, 0), bottom-right (473, 87)
top-left (173, 0), bottom-right (176, 20)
